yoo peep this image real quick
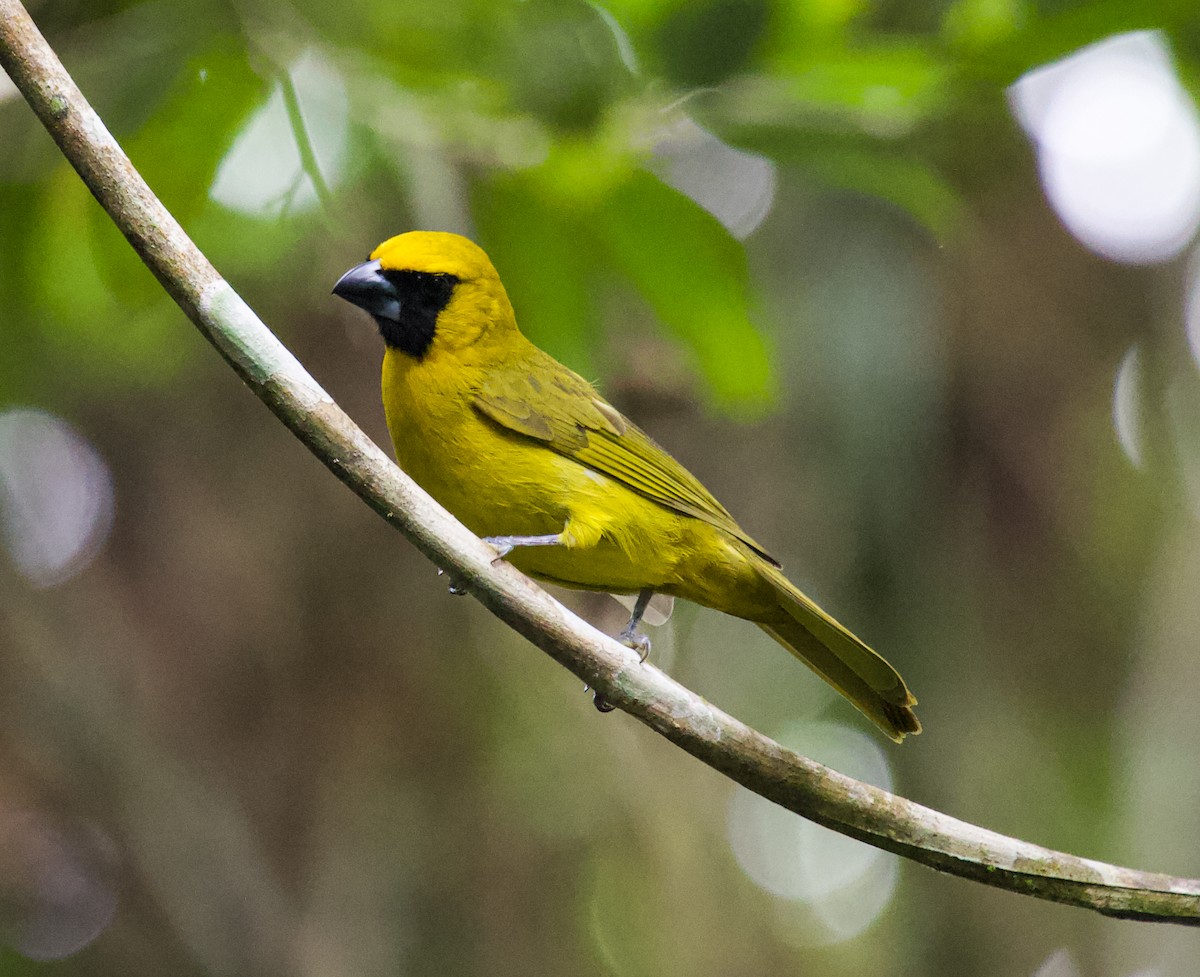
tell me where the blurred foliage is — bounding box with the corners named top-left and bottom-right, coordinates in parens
top-left (4, 0), bottom-right (1200, 975)
top-left (0, 0), bottom-right (989, 408)
top-left (2, 0), bottom-right (1191, 407)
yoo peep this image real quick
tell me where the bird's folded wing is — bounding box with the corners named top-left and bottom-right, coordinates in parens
top-left (474, 357), bottom-right (778, 566)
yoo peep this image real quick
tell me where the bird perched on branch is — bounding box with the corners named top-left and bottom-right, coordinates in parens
top-left (333, 231), bottom-right (920, 741)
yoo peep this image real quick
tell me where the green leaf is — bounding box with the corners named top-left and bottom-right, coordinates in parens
top-left (652, 0), bottom-right (774, 87)
top-left (595, 172), bottom-right (775, 412)
top-left (474, 162), bottom-right (774, 413)
top-left (769, 45), bottom-right (953, 136)
top-left (25, 169), bottom-right (188, 391)
top-left (473, 175), bottom-right (600, 375)
top-left (795, 149), bottom-right (964, 240)
top-left (124, 39), bottom-right (267, 223)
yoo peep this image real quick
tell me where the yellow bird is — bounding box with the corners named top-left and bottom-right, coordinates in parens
top-left (333, 231), bottom-right (920, 741)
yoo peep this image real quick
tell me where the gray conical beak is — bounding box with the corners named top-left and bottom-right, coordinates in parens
top-left (332, 258), bottom-right (401, 324)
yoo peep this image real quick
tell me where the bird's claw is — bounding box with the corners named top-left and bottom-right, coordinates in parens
top-left (583, 683), bottom-right (616, 713)
top-left (480, 537), bottom-right (514, 563)
top-left (619, 629), bottom-right (651, 663)
top-left (436, 567), bottom-right (469, 595)
top-left (583, 628), bottom-right (650, 713)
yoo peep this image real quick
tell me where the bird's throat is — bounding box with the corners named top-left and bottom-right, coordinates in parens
top-left (376, 270), bottom-right (460, 359)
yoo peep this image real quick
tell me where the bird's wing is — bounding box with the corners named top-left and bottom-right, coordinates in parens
top-left (474, 354), bottom-right (779, 566)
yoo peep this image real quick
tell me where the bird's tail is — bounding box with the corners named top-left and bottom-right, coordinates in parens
top-left (755, 564), bottom-right (920, 743)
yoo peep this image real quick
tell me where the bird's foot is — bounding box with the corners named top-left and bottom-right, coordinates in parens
top-left (481, 533), bottom-right (563, 564)
top-left (583, 682), bottom-right (616, 713)
top-left (619, 627), bottom-right (651, 663)
top-left (481, 537), bottom-right (515, 562)
top-left (591, 692), bottom-right (616, 713)
top-left (586, 628), bottom-right (651, 713)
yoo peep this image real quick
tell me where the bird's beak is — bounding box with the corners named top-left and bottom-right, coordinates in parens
top-left (332, 258), bottom-right (401, 325)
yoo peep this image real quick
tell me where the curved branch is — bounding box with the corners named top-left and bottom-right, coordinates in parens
top-left (2, 0), bottom-right (1198, 925)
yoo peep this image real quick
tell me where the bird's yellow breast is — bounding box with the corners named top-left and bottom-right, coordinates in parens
top-left (381, 346), bottom-right (768, 606)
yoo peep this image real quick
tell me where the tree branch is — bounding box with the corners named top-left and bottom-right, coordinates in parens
top-left (2, 0), bottom-right (1198, 925)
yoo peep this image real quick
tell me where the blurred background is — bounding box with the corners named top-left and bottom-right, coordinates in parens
top-left (2, 0), bottom-right (1200, 973)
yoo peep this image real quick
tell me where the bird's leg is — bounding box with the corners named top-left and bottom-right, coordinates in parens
top-left (482, 533), bottom-right (564, 561)
top-left (591, 588), bottom-right (655, 714)
top-left (481, 530), bottom-right (651, 714)
top-left (618, 588), bottom-right (654, 662)
top-left (439, 532), bottom-right (565, 594)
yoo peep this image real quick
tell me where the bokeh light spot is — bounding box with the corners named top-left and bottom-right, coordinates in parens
top-left (651, 117), bottom-right (776, 239)
top-left (0, 409), bottom-right (114, 587)
top-left (1010, 31), bottom-right (1200, 264)
top-left (0, 811), bottom-right (118, 962)
top-left (211, 48), bottom-right (348, 217)
top-left (1031, 948), bottom-right (1080, 977)
top-left (1182, 248), bottom-right (1200, 372)
top-left (771, 854), bottom-right (898, 948)
top-left (1113, 344), bottom-right (1146, 468)
top-left (727, 721), bottom-right (897, 944)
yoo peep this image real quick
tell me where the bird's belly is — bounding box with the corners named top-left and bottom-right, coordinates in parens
top-left (395, 428), bottom-right (681, 591)
top-left (505, 519), bottom-right (663, 594)
top-left (386, 388), bottom-right (767, 602)
top-left (480, 464), bottom-right (684, 593)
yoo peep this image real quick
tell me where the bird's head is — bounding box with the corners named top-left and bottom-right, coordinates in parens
top-left (333, 231), bottom-right (515, 358)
